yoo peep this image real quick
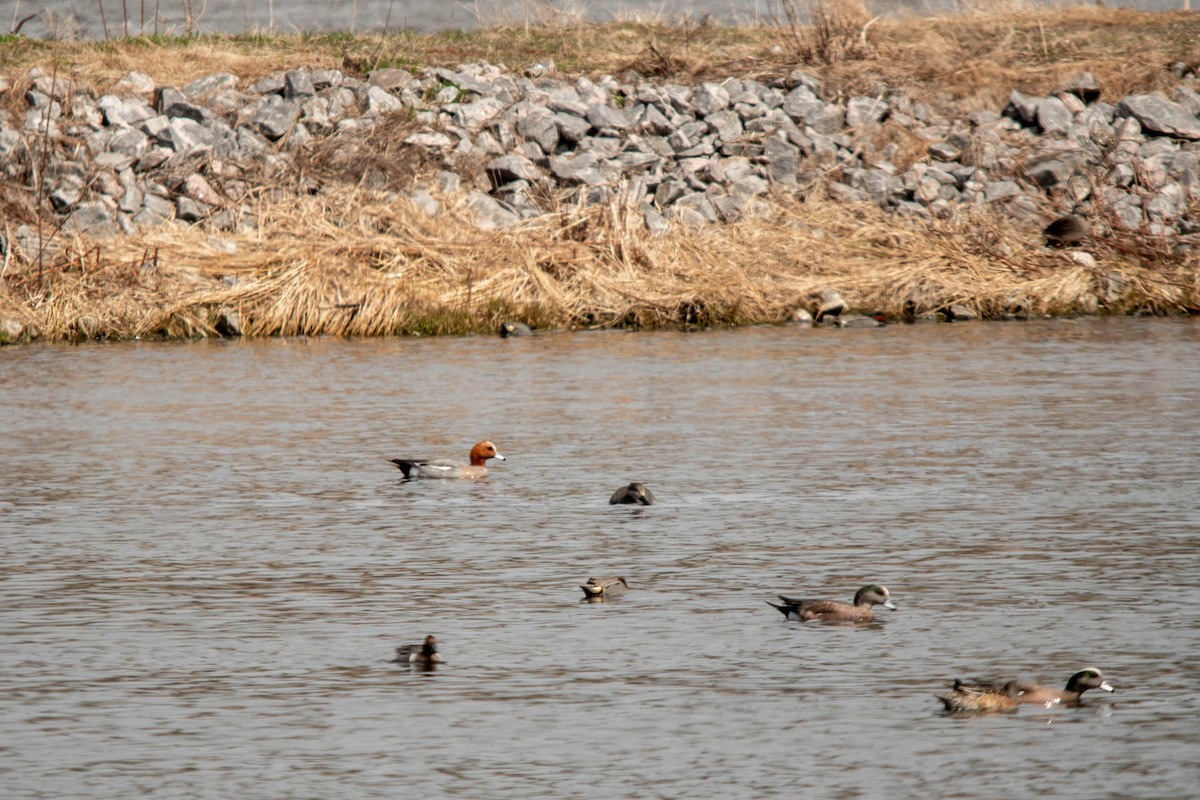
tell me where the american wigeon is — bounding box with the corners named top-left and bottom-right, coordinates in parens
top-left (580, 576), bottom-right (630, 600)
top-left (1010, 668), bottom-right (1115, 707)
top-left (389, 441), bottom-right (505, 479)
top-left (938, 668), bottom-right (1114, 712)
top-left (766, 584), bottom-right (896, 622)
top-left (1044, 214), bottom-right (1090, 247)
top-left (936, 679), bottom-right (1022, 714)
top-left (610, 482), bottom-right (655, 505)
top-left (391, 635), bottom-right (442, 666)
top-left (499, 321), bottom-right (532, 337)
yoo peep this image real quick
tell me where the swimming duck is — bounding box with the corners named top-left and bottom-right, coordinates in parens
top-left (1009, 668), bottom-right (1115, 707)
top-left (610, 482), bottom-right (655, 505)
top-left (938, 668), bottom-right (1114, 711)
top-left (499, 321), bottom-right (532, 337)
top-left (580, 576), bottom-right (630, 600)
top-left (389, 441), bottom-right (505, 479)
top-left (936, 679), bottom-right (1022, 714)
top-left (766, 584), bottom-right (896, 622)
top-left (391, 635), bottom-right (442, 666)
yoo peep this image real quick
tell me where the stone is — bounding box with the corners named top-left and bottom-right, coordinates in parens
top-left (1036, 96), bottom-right (1072, 136)
top-left (453, 97), bottom-right (506, 131)
top-left (846, 96), bottom-right (887, 128)
top-left (364, 85), bottom-right (404, 114)
top-left (983, 180), bottom-right (1021, 202)
top-left (114, 71), bottom-right (155, 94)
top-left (410, 189), bottom-right (440, 216)
top-left (486, 155), bottom-right (544, 184)
top-left (1027, 157), bottom-right (1077, 188)
top-left (763, 137), bottom-right (799, 185)
top-left (284, 70), bottom-right (316, 99)
top-left (182, 174), bottom-right (223, 207)
top-left (1117, 95), bottom-right (1200, 140)
top-left (252, 96), bottom-right (301, 141)
top-left (67, 200), bottom-right (118, 237)
top-left (586, 103), bottom-right (630, 132)
top-left (465, 190), bottom-right (520, 229)
top-left (1062, 72), bottom-right (1101, 104)
top-left (927, 141), bottom-right (961, 162)
top-left (694, 83), bottom-right (731, 116)
top-left (1005, 90), bottom-right (1039, 125)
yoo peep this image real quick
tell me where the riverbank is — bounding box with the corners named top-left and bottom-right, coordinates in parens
top-left (2, 5), bottom-right (1199, 343)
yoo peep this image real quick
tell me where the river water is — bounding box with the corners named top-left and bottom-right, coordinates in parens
top-left (3, 0), bottom-right (1180, 38)
top-left (2, 319), bottom-right (1199, 799)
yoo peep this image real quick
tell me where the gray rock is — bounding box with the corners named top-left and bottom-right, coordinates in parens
top-left (641, 202), bottom-right (669, 234)
top-left (927, 141), bottom-right (961, 162)
top-left (1026, 157), bottom-right (1077, 188)
top-left (706, 109), bottom-right (743, 143)
top-left (252, 96), bottom-right (300, 141)
top-left (466, 190), bottom-right (520, 229)
top-left (1117, 95), bottom-right (1200, 140)
top-left (67, 200), bottom-right (118, 237)
top-left (846, 96), bottom-right (887, 128)
top-left (984, 180), bottom-right (1021, 202)
top-left (1036, 96), bottom-right (1072, 136)
top-left (763, 137), bottom-right (799, 185)
top-left (410, 188), bottom-right (440, 216)
top-left (363, 85), bottom-right (403, 115)
top-left (158, 117), bottom-right (208, 152)
top-left (1146, 184), bottom-right (1186, 221)
top-left (183, 72), bottom-right (238, 99)
top-left (516, 112), bottom-right (559, 154)
top-left (1062, 72), bottom-right (1101, 104)
top-left (694, 82), bottom-right (731, 116)
top-left (486, 155), bottom-right (544, 184)
top-left (404, 131), bottom-right (454, 149)
top-left (182, 173), bottom-right (223, 206)
top-left (368, 68), bottom-right (414, 92)
top-left (453, 97), bottom-right (506, 131)
top-left (284, 70), bottom-right (315, 99)
top-left (782, 85), bottom-right (824, 122)
top-left (114, 71), bottom-right (155, 94)
top-left (1005, 90), bottom-right (1039, 125)
top-left (586, 103), bottom-right (630, 132)
top-left (176, 197), bottom-right (213, 222)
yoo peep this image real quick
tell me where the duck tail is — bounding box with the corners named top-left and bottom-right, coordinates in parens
top-left (389, 459), bottom-right (417, 478)
top-left (765, 600), bottom-right (790, 617)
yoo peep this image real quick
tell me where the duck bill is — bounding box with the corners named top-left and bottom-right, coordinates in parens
top-left (494, 453), bottom-right (506, 461)
top-left (883, 600), bottom-right (897, 610)
top-left (1100, 681), bottom-right (1114, 693)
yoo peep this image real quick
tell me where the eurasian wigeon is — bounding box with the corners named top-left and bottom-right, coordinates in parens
top-left (580, 576), bottom-right (630, 601)
top-left (391, 635), bottom-right (442, 666)
top-left (609, 482), bottom-right (655, 505)
top-left (766, 584), bottom-right (896, 622)
top-left (389, 441), bottom-right (505, 479)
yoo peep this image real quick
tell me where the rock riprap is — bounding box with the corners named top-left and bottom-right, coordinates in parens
top-left (2, 62), bottom-right (1198, 243)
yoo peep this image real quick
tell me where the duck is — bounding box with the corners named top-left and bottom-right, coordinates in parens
top-left (610, 482), bottom-right (655, 505)
top-left (389, 441), bottom-right (505, 479)
top-left (936, 679), bottom-right (1022, 714)
top-left (1009, 668), bottom-right (1115, 707)
top-left (766, 584), bottom-right (896, 622)
top-left (391, 635), bottom-right (442, 666)
top-left (580, 576), bottom-right (630, 600)
top-left (499, 321), bottom-right (532, 337)
top-left (937, 668), bottom-right (1114, 711)
top-left (1043, 214), bottom-right (1090, 247)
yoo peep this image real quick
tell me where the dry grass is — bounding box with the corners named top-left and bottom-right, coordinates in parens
top-left (3, 186), bottom-right (1196, 341)
top-left (2, 6), bottom-right (1200, 341)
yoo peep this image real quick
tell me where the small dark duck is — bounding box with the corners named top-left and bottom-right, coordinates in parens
top-left (610, 482), bottom-right (655, 505)
top-left (391, 634), bottom-right (442, 667)
top-left (767, 584), bottom-right (896, 622)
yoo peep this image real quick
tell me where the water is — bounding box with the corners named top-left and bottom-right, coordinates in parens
top-left (2, 319), bottom-right (1199, 798)
top-left (1, 0), bottom-right (1181, 38)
